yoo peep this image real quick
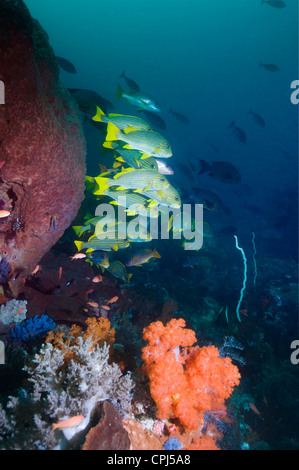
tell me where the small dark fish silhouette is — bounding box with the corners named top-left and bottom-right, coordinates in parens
top-left (259, 62), bottom-right (280, 72)
top-left (56, 56), bottom-right (77, 74)
top-left (261, 0), bottom-right (286, 8)
top-left (248, 109), bottom-right (265, 127)
top-left (119, 71), bottom-right (140, 91)
top-left (228, 121), bottom-right (247, 144)
top-left (141, 110), bottom-right (166, 130)
top-left (205, 140), bottom-right (219, 153)
top-left (169, 108), bottom-right (190, 125)
top-left (198, 160), bottom-right (241, 184)
top-left (69, 88), bottom-right (113, 114)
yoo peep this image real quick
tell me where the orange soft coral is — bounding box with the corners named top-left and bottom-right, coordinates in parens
top-left (45, 317), bottom-right (115, 361)
top-left (142, 319), bottom-right (241, 431)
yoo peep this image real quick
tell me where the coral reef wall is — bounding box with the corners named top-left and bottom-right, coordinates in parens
top-left (0, 0), bottom-right (86, 296)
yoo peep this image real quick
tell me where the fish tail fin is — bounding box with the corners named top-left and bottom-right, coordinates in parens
top-left (92, 106), bottom-right (106, 123)
top-left (152, 249), bottom-right (161, 259)
top-left (119, 71), bottom-right (125, 78)
top-left (74, 240), bottom-right (83, 252)
top-left (106, 122), bottom-right (121, 142)
top-left (198, 159), bottom-right (211, 175)
top-left (114, 84), bottom-right (123, 99)
top-left (73, 226), bottom-right (83, 236)
top-left (93, 176), bottom-right (109, 195)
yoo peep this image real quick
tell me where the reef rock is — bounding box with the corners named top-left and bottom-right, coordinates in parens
top-left (0, 0), bottom-right (86, 296)
top-left (82, 402), bottom-right (130, 450)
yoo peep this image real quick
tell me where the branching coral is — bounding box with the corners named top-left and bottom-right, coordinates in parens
top-left (0, 318), bottom-right (132, 449)
top-left (45, 317), bottom-right (115, 361)
top-left (142, 318), bottom-right (241, 431)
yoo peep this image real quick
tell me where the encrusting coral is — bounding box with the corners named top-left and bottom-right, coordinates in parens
top-left (142, 318), bottom-right (241, 431)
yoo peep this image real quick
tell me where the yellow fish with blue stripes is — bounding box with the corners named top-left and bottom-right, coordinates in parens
top-left (94, 168), bottom-right (170, 193)
top-left (93, 106), bottom-right (152, 132)
top-left (104, 122), bottom-right (172, 159)
top-left (74, 236), bottom-right (130, 252)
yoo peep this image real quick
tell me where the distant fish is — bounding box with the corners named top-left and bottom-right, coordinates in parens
top-left (55, 56), bottom-right (77, 74)
top-left (114, 85), bottom-right (160, 113)
top-left (141, 110), bottom-right (167, 130)
top-left (228, 121), bottom-right (247, 144)
top-left (52, 415), bottom-right (84, 431)
top-left (119, 71), bottom-right (140, 91)
top-left (155, 159), bottom-right (174, 175)
top-left (107, 260), bottom-right (132, 282)
top-left (0, 210), bottom-right (10, 218)
top-left (198, 160), bottom-right (241, 184)
top-left (205, 140), bottom-right (219, 153)
top-left (248, 108), bottom-right (265, 127)
top-left (126, 248), bottom-right (161, 267)
top-left (168, 108), bottom-right (189, 125)
top-left (70, 253), bottom-right (86, 261)
top-left (92, 275), bottom-right (103, 283)
top-left (259, 62), bottom-right (280, 72)
top-left (261, 0), bottom-right (286, 8)
top-left (88, 250), bottom-right (110, 268)
top-left (192, 188), bottom-right (231, 214)
top-left (69, 88), bottom-right (113, 115)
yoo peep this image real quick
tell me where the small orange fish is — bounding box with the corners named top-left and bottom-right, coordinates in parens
top-left (52, 415), bottom-right (85, 431)
top-left (58, 266), bottom-right (62, 282)
top-left (249, 402), bottom-right (261, 416)
top-left (15, 307), bottom-right (25, 316)
top-left (70, 253), bottom-right (86, 261)
top-left (31, 265), bottom-right (40, 275)
top-left (107, 296), bottom-right (119, 304)
top-left (92, 275), bottom-right (103, 283)
top-left (0, 210), bottom-right (10, 218)
top-left (100, 305), bottom-right (110, 311)
top-left (87, 301), bottom-right (99, 308)
top-left (86, 288), bottom-right (94, 295)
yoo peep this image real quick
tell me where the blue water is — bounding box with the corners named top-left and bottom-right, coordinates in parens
top-left (25, 0), bottom-right (298, 259)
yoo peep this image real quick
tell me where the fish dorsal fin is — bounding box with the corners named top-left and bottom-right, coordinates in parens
top-left (113, 167), bottom-right (134, 179)
top-left (123, 126), bottom-right (138, 134)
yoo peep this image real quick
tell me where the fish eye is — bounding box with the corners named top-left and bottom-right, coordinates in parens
top-left (3, 252), bottom-right (7, 256)
top-left (175, 197), bottom-right (179, 201)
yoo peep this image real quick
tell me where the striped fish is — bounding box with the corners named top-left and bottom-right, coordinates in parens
top-left (73, 215), bottom-right (116, 236)
top-left (105, 122), bottom-right (172, 158)
top-left (107, 260), bottom-right (132, 282)
top-left (102, 189), bottom-right (160, 219)
top-left (141, 185), bottom-right (181, 208)
top-left (93, 106), bottom-right (152, 132)
top-left (113, 147), bottom-right (158, 171)
top-left (74, 237), bottom-right (130, 252)
top-left (94, 169), bottom-right (170, 193)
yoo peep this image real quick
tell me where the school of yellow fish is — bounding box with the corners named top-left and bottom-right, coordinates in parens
top-left (74, 106), bottom-right (185, 281)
